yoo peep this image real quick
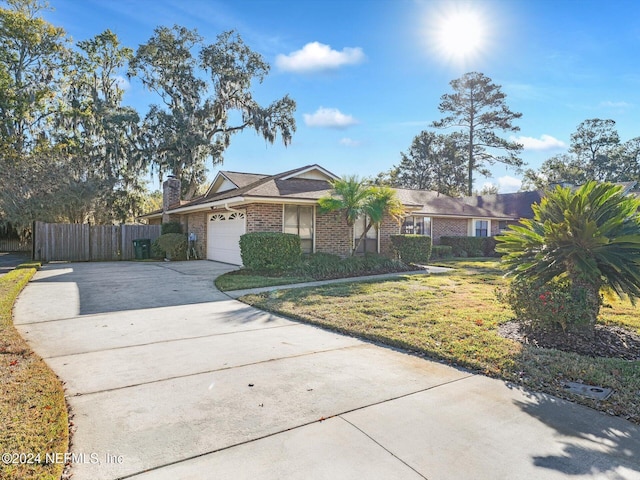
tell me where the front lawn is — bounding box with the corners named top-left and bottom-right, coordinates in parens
top-left (241, 259), bottom-right (640, 424)
top-left (215, 270), bottom-right (314, 291)
top-left (0, 265), bottom-right (69, 480)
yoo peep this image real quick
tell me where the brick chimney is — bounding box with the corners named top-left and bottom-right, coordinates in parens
top-left (162, 175), bottom-right (181, 223)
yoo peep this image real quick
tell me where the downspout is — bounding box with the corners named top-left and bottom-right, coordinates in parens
top-left (223, 203), bottom-right (244, 214)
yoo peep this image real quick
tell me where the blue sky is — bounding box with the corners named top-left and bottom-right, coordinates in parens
top-left (45, 0), bottom-right (640, 193)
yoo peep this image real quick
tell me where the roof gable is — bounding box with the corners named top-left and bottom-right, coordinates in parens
top-left (280, 165), bottom-right (339, 182)
top-left (205, 171), bottom-right (269, 197)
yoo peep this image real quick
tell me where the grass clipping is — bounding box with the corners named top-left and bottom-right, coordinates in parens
top-left (0, 266), bottom-right (68, 480)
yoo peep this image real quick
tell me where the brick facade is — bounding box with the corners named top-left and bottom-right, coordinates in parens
top-left (431, 217), bottom-right (469, 244)
top-left (379, 214), bottom-right (401, 256)
top-left (162, 177), bottom-right (182, 223)
top-left (491, 220), bottom-right (501, 237)
top-left (169, 203), bottom-right (501, 260)
top-left (241, 204), bottom-right (357, 257)
top-left (245, 203), bottom-right (282, 233)
top-left (184, 212), bottom-right (207, 259)
top-left (316, 209), bottom-right (352, 256)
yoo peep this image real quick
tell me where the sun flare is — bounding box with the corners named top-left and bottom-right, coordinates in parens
top-left (428, 6), bottom-right (489, 64)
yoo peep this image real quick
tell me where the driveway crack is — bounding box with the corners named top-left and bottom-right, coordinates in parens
top-left (339, 416), bottom-right (429, 479)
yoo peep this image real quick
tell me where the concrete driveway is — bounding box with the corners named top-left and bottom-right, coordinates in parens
top-left (0, 251), bottom-right (29, 276)
top-left (14, 261), bottom-right (640, 480)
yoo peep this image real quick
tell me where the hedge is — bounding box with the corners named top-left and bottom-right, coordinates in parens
top-left (439, 236), bottom-right (498, 257)
top-left (240, 232), bottom-right (301, 270)
top-left (431, 245), bottom-right (453, 259)
top-left (294, 253), bottom-right (399, 278)
top-left (389, 235), bottom-right (432, 264)
top-left (156, 233), bottom-right (188, 260)
top-left (161, 221), bottom-right (183, 234)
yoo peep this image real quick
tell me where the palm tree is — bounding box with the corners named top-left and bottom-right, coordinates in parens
top-left (497, 181), bottom-right (640, 331)
top-left (318, 176), bottom-right (405, 256)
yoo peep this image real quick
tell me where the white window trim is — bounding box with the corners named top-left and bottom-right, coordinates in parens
top-left (282, 205), bottom-right (316, 253)
top-left (401, 216), bottom-right (432, 237)
top-left (469, 219), bottom-right (491, 237)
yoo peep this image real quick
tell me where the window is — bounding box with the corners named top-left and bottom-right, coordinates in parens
top-left (475, 220), bottom-right (489, 237)
top-left (354, 215), bottom-right (378, 254)
top-left (401, 216), bottom-right (432, 236)
top-left (284, 205), bottom-right (314, 254)
top-left (498, 220), bottom-right (509, 232)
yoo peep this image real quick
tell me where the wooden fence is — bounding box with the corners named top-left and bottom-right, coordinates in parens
top-left (33, 222), bottom-right (162, 262)
top-left (0, 238), bottom-right (31, 252)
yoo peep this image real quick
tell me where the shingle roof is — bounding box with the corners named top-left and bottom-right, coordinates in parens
top-left (219, 171), bottom-right (269, 189)
top-left (163, 164), bottom-right (541, 220)
top-left (175, 164), bottom-right (335, 209)
top-left (463, 191), bottom-right (544, 219)
top-left (396, 188), bottom-right (516, 219)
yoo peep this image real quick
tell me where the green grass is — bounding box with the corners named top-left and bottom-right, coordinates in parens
top-left (0, 264), bottom-right (69, 480)
top-left (429, 257), bottom-right (504, 274)
top-left (241, 259), bottom-right (640, 424)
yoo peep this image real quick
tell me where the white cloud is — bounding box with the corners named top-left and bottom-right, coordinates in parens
top-left (115, 75), bottom-right (130, 90)
top-left (276, 42), bottom-right (365, 73)
top-left (497, 176), bottom-right (522, 193)
top-left (511, 134), bottom-right (566, 151)
top-left (339, 137), bottom-right (361, 147)
top-left (304, 107), bottom-right (358, 128)
top-left (600, 100), bottom-right (631, 108)
top-left (480, 181), bottom-right (497, 192)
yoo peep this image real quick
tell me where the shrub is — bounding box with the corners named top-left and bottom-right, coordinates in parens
top-left (296, 252), bottom-right (407, 279)
top-left (497, 181), bottom-right (640, 335)
top-left (156, 233), bottom-right (188, 260)
top-left (240, 232), bottom-right (301, 271)
top-left (390, 235), bottom-right (432, 264)
top-left (151, 238), bottom-right (164, 259)
top-left (498, 278), bottom-right (598, 333)
top-left (440, 236), bottom-right (498, 257)
top-left (431, 245), bottom-right (453, 259)
top-left (296, 252), bottom-right (343, 277)
top-left (161, 221), bottom-right (183, 234)
top-left (481, 237), bottom-right (499, 257)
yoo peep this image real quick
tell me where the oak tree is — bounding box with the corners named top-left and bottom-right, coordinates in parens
top-left (393, 131), bottom-right (467, 196)
top-left (130, 27), bottom-right (296, 199)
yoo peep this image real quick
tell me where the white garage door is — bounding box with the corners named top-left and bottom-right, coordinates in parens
top-left (207, 211), bottom-right (246, 265)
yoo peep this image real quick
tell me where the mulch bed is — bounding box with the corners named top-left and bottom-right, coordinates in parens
top-left (499, 321), bottom-right (640, 361)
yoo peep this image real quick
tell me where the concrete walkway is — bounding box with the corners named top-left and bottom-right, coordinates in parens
top-left (13, 261), bottom-right (640, 480)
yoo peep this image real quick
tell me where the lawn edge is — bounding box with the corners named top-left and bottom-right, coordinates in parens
top-left (238, 273), bottom-right (639, 426)
top-left (1, 263), bottom-right (69, 480)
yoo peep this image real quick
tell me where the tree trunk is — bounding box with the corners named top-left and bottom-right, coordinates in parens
top-left (467, 92), bottom-right (475, 197)
top-left (351, 221), bottom-right (374, 256)
top-left (468, 129), bottom-right (474, 196)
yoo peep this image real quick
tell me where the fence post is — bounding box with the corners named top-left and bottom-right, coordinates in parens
top-left (31, 220), bottom-right (36, 261)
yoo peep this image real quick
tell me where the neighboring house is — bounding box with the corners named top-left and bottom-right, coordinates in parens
top-left (140, 164), bottom-right (529, 265)
top-left (463, 190), bottom-right (544, 233)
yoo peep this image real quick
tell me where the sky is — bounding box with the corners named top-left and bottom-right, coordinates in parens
top-left (44, 0), bottom-right (640, 193)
